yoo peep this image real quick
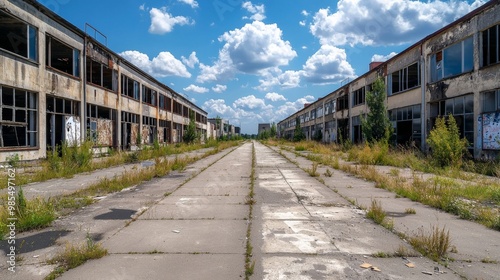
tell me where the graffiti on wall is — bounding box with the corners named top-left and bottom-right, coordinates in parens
top-left (65, 116), bottom-right (81, 146)
top-left (482, 112), bottom-right (500, 150)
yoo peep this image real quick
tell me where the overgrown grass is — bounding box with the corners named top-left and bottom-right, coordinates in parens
top-left (45, 234), bottom-right (108, 280)
top-left (366, 199), bottom-right (386, 224)
top-left (0, 140), bottom-right (242, 189)
top-left (0, 188), bottom-right (56, 238)
top-left (0, 141), bottom-right (242, 239)
top-left (409, 225), bottom-right (450, 262)
top-left (274, 140), bottom-right (500, 231)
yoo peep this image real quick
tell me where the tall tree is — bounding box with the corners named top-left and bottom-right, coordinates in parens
top-left (183, 110), bottom-right (198, 144)
top-left (270, 122), bottom-right (277, 138)
top-left (361, 77), bottom-right (392, 143)
top-left (293, 116), bottom-right (306, 142)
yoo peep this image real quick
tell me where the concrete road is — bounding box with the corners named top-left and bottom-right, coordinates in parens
top-left (2, 141), bottom-right (499, 279)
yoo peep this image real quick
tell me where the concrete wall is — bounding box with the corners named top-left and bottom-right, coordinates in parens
top-left (0, 0), bottom-right (208, 162)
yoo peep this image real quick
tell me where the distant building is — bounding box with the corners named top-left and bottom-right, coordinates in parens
top-left (258, 123), bottom-right (271, 135)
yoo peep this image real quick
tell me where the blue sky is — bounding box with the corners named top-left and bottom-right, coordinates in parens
top-left (43, 0), bottom-right (486, 134)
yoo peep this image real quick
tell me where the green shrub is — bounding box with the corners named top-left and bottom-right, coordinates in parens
top-left (427, 115), bottom-right (468, 168)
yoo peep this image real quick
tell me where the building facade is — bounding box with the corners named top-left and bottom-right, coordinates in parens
top-left (278, 1), bottom-right (500, 159)
top-left (0, 0), bottom-right (208, 161)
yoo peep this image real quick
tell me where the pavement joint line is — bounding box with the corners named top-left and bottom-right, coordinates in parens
top-left (102, 145), bottom-right (243, 241)
top-left (275, 155), bottom-right (340, 252)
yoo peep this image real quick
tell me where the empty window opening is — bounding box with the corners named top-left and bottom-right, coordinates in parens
top-left (353, 87), bottom-right (366, 106)
top-left (121, 74), bottom-right (139, 100)
top-left (142, 85), bottom-right (157, 106)
top-left (46, 35), bottom-right (80, 76)
top-left (482, 24), bottom-right (500, 67)
top-left (389, 62), bottom-right (420, 95)
top-left (0, 10), bottom-right (38, 61)
top-left (86, 58), bottom-right (117, 91)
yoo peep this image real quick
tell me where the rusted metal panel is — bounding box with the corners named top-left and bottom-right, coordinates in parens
top-left (142, 125), bottom-right (150, 144)
top-left (97, 119), bottom-right (113, 146)
top-left (131, 123), bottom-right (139, 145)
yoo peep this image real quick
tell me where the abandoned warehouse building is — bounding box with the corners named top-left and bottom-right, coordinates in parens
top-left (0, 0), bottom-right (209, 162)
top-left (278, 0), bottom-right (500, 160)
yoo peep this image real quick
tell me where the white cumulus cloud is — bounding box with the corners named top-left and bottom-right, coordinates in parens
top-left (371, 52), bottom-right (398, 62)
top-left (197, 21), bottom-right (297, 83)
top-left (181, 52), bottom-right (199, 68)
top-left (212, 84), bottom-right (227, 93)
top-left (178, 0), bottom-right (198, 8)
top-left (265, 92), bottom-right (286, 102)
top-left (233, 95), bottom-right (273, 111)
top-left (242, 1), bottom-right (266, 21)
top-left (120, 50), bottom-right (191, 78)
top-left (302, 44), bottom-right (356, 85)
top-left (183, 84), bottom-right (209, 93)
top-left (310, 0), bottom-right (486, 46)
top-left (149, 7), bottom-right (194, 35)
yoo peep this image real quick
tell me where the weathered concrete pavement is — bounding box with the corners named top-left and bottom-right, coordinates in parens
top-left (58, 143), bottom-right (253, 279)
top-left (2, 140), bottom-right (500, 279)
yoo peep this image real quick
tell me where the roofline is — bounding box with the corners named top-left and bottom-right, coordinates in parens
top-left (278, 0), bottom-right (500, 125)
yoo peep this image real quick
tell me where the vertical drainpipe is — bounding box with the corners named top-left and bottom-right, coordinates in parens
top-left (322, 99), bottom-right (326, 142)
top-left (420, 45), bottom-right (427, 151)
top-left (83, 36), bottom-right (87, 144)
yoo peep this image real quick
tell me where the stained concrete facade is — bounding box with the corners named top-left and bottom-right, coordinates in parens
top-left (0, 0), bottom-right (208, 161)
top-left (278, 1), bottom-right (500, 159)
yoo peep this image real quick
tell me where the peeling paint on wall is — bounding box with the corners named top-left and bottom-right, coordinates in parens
top-left (97, 119), bottom-right (113, 146)
top-left (131, 123), bottom-right (139, 145)
top-left (142, 125), bottom-right (150, 144)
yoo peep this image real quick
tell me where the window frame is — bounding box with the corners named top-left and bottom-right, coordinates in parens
top-left (389, 62), bottom-right (420, 95)
top-left (481, 24), bottom-right (500, 67)
top-left (0, 10), bottom-right (38, 62)
top-left (45, 35), bottom-right (80, 77)
top-left (430, 36), bottom-right (474, 83)
top-left (0, 86), bottom-right (38, 148)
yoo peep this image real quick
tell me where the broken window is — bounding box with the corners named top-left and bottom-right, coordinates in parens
top-left (337, 94), bottom-right (348, 111)
top-left (483, 89), bottom-right (500, 112)
top-left (86, 58), bottom-right (117, 91)
top-left (352, 87), bottom-right (365, 106)
top-left (158, 94), bottom-right (172, 111)
top-left (482, 24), bottom-right (500, 67)
top-left (431, 37), bottom-right (473, 82)
top-left (143, 116), bottom-right (157, 144)
top-left (0, 10), bottom-right (37, 61)
top-left (389, 62), bottom-right (420, 95)
top-left (429, 94), bottom-right (474, 147)
top-left (121, 74), bottom-right (139, 100)
top-left (46, 35), bottom-right (80, 77)
top-left (142, 85), bottom-right (157, 106)
top-left (46, 96), bottom-right (80, 149)
top-left (86, 104), bottom-right (116, 146)
top-left (173, 101), bottom-right (183, 115)
top-left (0, 86), bottom-right (37, 148)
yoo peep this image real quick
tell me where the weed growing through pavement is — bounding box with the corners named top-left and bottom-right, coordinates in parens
top-left (366, 199), bottom-right (386, 225)
top-left (306, 162), bottom-right (319, 177)
top-left (405, 208), bottom-right (417, 214)
top-left (409, 225), bottom-right (450, 262)
top-left (324, 168), bottom-right (333, 177)
top-left (45, 233), bottom-right (107, 280)
top-left (245, 143), bottom-right (256, 279)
